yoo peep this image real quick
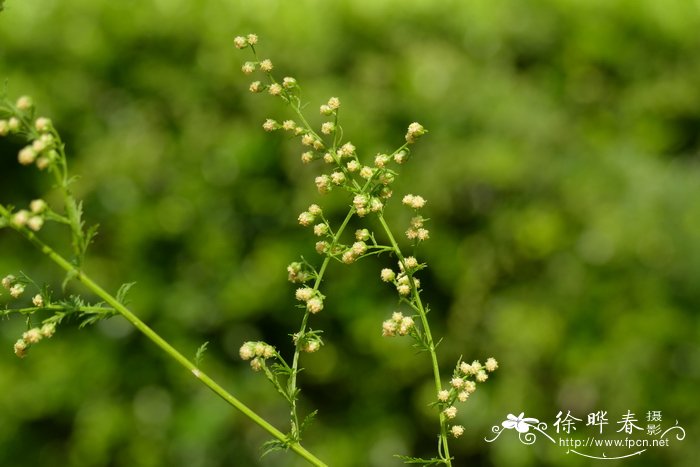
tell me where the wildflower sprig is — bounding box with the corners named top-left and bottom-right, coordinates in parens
top-left (0, 94), bottom-right (327, 466)
top-left (236, 34), bottom-right (496, 466)
top-left (0, 96), bottom-right (97, 278)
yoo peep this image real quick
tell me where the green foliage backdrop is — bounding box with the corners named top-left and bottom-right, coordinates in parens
top-left (1, 0), bottom-right (699, 466)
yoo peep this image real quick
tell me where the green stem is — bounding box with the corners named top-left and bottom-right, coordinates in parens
top-left (0, 208), bottom-right (328, 467)
top-left (376, 212), bottom-right (452, 466)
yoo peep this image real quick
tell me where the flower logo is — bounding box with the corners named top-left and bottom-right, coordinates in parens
top-left (502, 413), bottom-right (540, 433)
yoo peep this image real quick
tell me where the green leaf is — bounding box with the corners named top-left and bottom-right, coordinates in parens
top-left (299, 409), bottom-right (318, 437)
top-left (261, 439), bottom-right (289, 458)
top-left (194, 341), bottom-right (209, 367)
top-left (394, 455), bottom-right (447, 466)
top-left (116, 282), bottom-right (136, 305)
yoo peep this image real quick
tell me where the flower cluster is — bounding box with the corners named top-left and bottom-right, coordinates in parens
top-left (0, 97), bottom-right (58, 172)
top-left (13, 323), bottom-right (56, 358)
top-left (380, 258), bottom-right (423, 298)
top-left (292, 330), bottom-right (324, 353)
top-left (287, 261), bottom-right (313, 283)
top-left (239, 341), bottom-right (276, 371)
top-left (10, 198), bottom-right (48, 232)
top-left (294, 287), bottom-right (325, 314)
top-left (381, 311), bottom-right (415, 337)
top-left (437, 358), bottom-right (499, 437)
top-left (2, 274), bottom-right (25, 298)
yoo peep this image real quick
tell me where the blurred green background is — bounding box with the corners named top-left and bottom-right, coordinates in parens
top-left (1, 0), bottom-right (700, 466)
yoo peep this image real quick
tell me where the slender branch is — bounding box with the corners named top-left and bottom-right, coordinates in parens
top-left (288, 207), bottom-right (355, 437)
top-left (377, 212), bottom-right (452, 465)
top-left (0, 205), bottom-right (328, 467)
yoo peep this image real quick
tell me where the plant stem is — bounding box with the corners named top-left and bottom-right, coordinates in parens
top-left (0, 207), bottom-right (328, 467)
top-left (289, 207), bottom-right (355, 437)
top-left (376, 212), bottom-right (452, 465)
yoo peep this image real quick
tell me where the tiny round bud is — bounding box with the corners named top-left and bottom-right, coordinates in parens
top-left (16, 96), bottom-right (32, 111)
top-left (464, 381), bottom-right (477, 394)
top-left (282, 120), bottom-right (296, 131)
top-left (355, 229), bottom-right (370, 241)
top-left (233, 36), bottom-right (248, 49)
top-left (36, 156), bottom-right (51, 170)
top-left (239, 343), bottom-right (254, 360)
top-left (321, 122), bottom-right (335, 135)
top-left (457, 391), bottom-right (469, 402)
top-left (253, 342), bottom-right (266, 356)
top-left (8, 117), bottom-right (20, 131)
top-left (313, 223), bottom-right (328, 236)
top-left (262, 345), bottom-right (275, 359)
top-left (40, 322), bottom-right (56, 338)
top-left (0, 120), bottom-right (9, 136)
top-left (451, 425), bottom-right (465, 438)
top-left (35, 117), bottom-right (52, 132)
top-left (404, 256), bottom-right (419, 270)
top-left (250, 358), bottom-right (263, 371)
top-left (451, 377), bottom-right (464, 389)
top-left (27, 216), bottom-right (44, 232)
top-left (14, 339), bottom-right (27, 358)
top-left (351, 241), bottom-right (367, 256)
top-left (301, 134), bottom-right (315, 146)
top-left (359, 166), bottom-right (374, 179)
top-left (405, 122), bottom-right (427, 143)
top-left (369, 198), bottom-right (383, 212)
top-left (315, 175), bottom-right (331, 194)
top-left (485, 357), bottom-right (499, 372)
top-left (295, 287), bottom-right (314, 302)
top-left (315, 241), bottom-right (329, 254)
top-left (398, 316), bottom-right (414, 335)
top-left (374, 154), bottom-right (390, 168)
top-left (268, 83), bottom-right (283, 95)
top-left (382, 319), bottom-right (397, 337)
top-left (259, 59), bottom-right (273, 72)
top-left (337, 142), bottom-right (355, 158)
top-left (249, 81), bottom-right (263, 93)
top-left (1, 275), bottom-right (15, 289)
top-left (298, 211), bottom-right (315, 226)
top-left (30, 199), bottom-right (47, 213)
top-left (380, 268), bottom-right (395, 282)
top-left (241, 62), bottom-right (256, 74)
top-left (330, 171), bottom-right (345, 185)
top-left (307, 297), bottom-right (324, 314)
top-left (246, 33), bottom-right (258, 45)
top-left (262, 119), bottom-right (278, 132)
top-left (346, 160), bottom-right (360, 172)
top-left (303, 340), bottom-right (320, 353)
top-left (308, 204), bottom-right (322, 216)
top-left (443, 406), bottom-right (458, 419)
top-left (12, 210), bottom-right (29, 227)
top-left (327, 97), bottom-right (340, 110)
top-left (282, 77), bottom-right (297, 88)
top-left (18, 146), bottom-right (37, 165)
top-left (301, 151), bottom-right (314, 164)
top-left (437, 390), bottom-right (450, 402)
top-left (32, 294), bottom-right (44, 307)
top-left (22, 328), bottom-right (42, 344)
top-left (341, 250), bottom-right (356, 264)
